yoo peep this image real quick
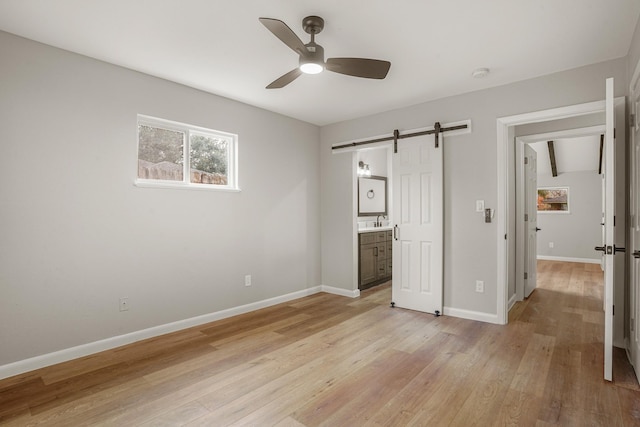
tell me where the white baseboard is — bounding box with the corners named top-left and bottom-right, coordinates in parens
top-left (321, 285), bottom-right (360, 298)
top-left (443, 306), bottom-right (500, 324)
top-left (508, 293), bottom-right (518, 311)
top-left (0, 286), bottom-right (324, 381)
top-left (537, 255), bottom-right (601, 264)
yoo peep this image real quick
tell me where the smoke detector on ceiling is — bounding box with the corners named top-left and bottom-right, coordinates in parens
top-left (472, 67), bottom-right (490, 78)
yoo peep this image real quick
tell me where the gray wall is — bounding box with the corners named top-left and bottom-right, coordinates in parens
top-left (321, 57), bottom-right (627, 317)
top-left (629, 16), bottom-right (640, 79)
top-left (536, 172), bottom-right (603, 260)
top-left (0, 31), bottom-right (321, 366)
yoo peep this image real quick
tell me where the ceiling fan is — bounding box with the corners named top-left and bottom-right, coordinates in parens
top-left (259, 15), bottom-right (391, 89)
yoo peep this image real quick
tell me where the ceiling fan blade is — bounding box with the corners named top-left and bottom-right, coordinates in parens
top-left (326, 58), bottom-right (391, 79)
top-left (259, 17), bottom-right (308, 57)
top-left (266, 68), bottom-right (303, 89)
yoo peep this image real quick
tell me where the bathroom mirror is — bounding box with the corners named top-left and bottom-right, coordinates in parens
top-left (358, 176), bottom-right (387, 216)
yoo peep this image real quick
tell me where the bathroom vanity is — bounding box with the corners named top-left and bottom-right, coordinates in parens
top-left (358, 228), bottom-right (392, 290)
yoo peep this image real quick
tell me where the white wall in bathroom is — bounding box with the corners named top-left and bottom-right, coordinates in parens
top-left (358, 147), bottom-right (388, 177)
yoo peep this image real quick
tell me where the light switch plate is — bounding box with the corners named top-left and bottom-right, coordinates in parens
top-left (475, 200), bottom-right (485, 212)
top-left (485, 208), bottom-right (492, 223)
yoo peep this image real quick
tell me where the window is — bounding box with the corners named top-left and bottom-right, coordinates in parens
top-left (136, 115), bottom-right (238, 190)
top-left (537, 187), bottom-right (570, 212)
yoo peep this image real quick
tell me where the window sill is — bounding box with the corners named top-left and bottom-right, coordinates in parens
top-left (134, 180), bottom-right (241, 192)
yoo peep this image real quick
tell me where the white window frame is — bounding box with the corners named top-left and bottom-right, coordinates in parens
top-left (135, 114), bottom-right (239, 191)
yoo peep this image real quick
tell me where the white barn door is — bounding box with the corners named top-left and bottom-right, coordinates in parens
top-left (392, 134), bottom-right (443, 314)
top-left (631, 71), bottom-right (640, 384)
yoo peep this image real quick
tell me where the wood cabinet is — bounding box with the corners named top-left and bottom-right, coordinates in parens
top-left (359, 230), bottom-right (392, 290)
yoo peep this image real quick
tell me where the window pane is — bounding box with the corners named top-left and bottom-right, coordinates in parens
top-left (189, 134), bottom-right (228, 185)
top-left (137, 125), bottom-right (184, 181)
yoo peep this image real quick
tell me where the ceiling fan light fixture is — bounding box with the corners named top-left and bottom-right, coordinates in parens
top-left (300, 62), bottom-right (324, 74)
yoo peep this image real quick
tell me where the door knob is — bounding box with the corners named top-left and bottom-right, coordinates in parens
top-left (535, 227), bottom-right (541, 232)
top-left (634, 250), bottom-right (640, 259)
top-left (595, 246), bottom-right (606, 253)
top-left (614, 246), bottom-right (625, 253)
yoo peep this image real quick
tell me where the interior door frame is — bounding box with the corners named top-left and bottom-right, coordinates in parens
top-left (514, 125), bottom-right (605, 302)
top-left (496, 97), bottom-right (624, 325)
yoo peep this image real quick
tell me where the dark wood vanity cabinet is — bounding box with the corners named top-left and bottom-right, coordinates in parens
top-left (359, 230), bottom-right (392, 290)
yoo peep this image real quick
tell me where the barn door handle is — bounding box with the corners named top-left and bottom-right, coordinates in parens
top-left (394, 224), bottom-right (399, 241)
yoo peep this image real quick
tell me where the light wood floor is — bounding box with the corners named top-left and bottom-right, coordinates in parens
top-left (1, 260), bottom-right (639, 426)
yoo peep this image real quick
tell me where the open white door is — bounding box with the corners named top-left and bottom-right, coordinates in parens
top-left (630, 77), bottom-right (640, 383)
top-left (599, 77), bottom-right (615, 382)
top-left (524, 145), bottom-right (538, 297)
top-left (392, 134), bottom-right (443, 314)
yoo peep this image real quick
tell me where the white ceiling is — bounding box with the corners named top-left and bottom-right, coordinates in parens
top-left (529, 136), bottom-right (602, 175)
top-left (0, 1), bottom-right (638, 126)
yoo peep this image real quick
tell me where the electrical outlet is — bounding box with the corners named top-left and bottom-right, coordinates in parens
top-left (119, 297), bottom-right (129, 312)
top-left (475, 200), bottom-right (485, 212)
top-left (475, 280), bottom-right (484, 293)
top-left (549, 242), bottom-right (554, 248)
top-left (245, 274), bottom-right (252, 287)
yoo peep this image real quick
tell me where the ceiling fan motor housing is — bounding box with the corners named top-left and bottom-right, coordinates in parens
top-left (300, 42), bottom-right (324, 66)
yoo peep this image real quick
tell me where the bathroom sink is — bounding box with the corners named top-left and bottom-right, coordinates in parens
top-left (358, 225), bottom-right (392, 233)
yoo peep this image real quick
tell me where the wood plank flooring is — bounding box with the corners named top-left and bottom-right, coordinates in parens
top-left (1, 260), bottom-right (639, 426)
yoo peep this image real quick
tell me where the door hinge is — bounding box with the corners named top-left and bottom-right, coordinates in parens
top-left (505, 234), bottom-right (507, 240)
top-left (614, 216), bottom-right (616, 227)
top-left (614, 128), bottom-right (616, 139)
top-left (524, 214), bottom-right (528, 221)
top-left (524, 272), bottom-right (528, 280)
top-left (613, 305), bottom-right (615, 316)
top-left (524, 157), bottom-right (529, 165)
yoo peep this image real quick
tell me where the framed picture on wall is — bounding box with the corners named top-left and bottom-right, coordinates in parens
top-left (537, 187), bottom-right (570, 213)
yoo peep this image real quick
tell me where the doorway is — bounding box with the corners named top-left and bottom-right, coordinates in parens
top-left (497, 91), bottom-right (626, 382)
top-left (514, 126), bottom-right (606, 303)
top-left (496, 97), bottom-right (625, 325)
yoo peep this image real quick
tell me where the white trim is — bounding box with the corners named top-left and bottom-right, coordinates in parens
top-left (443, 306), bottom-right (500, 324)
top-left (508, 293), bottom-right (518, 311)
top-left (134, 181), bottom-right (242, 192)
top-left (321, 285), bottom-right (361, 298)
top-left (0, 287), bottom-right (323, 380)
top-left (537, 255), bottom-right (601, 264)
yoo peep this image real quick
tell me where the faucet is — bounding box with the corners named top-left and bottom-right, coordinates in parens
top-left (376, 215), bottom-right (386, 227)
